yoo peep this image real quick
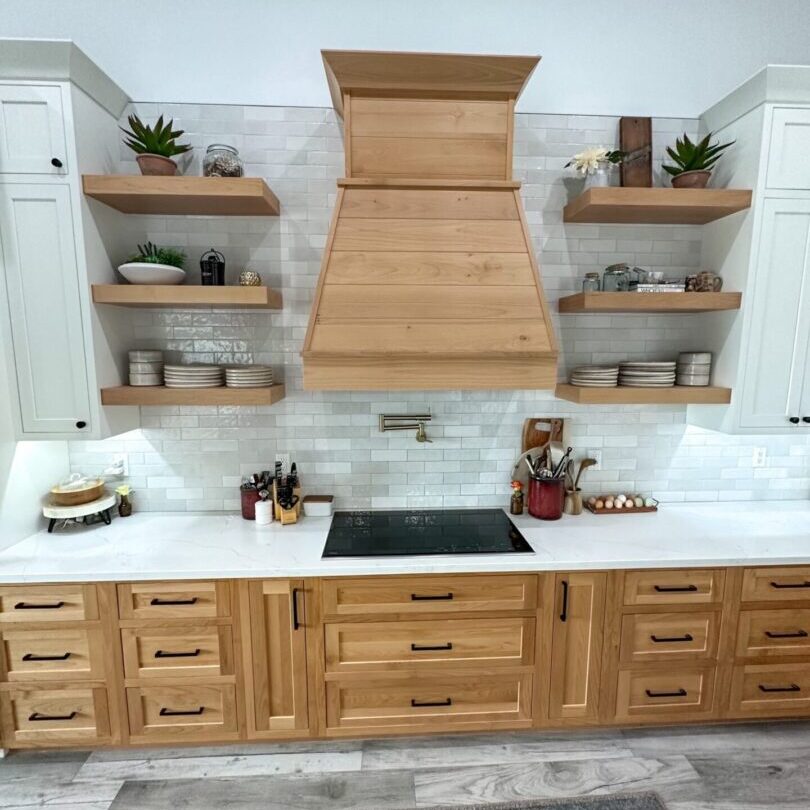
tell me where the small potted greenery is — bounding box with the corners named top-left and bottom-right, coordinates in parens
top-left (663, 132), bottom-right (735, 189)
top-left (120, 114), bottom-right (191, 176)
top-left (117, 242), bottom-right (187, 285)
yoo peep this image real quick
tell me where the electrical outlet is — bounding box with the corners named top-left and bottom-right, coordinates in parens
top-left (752, 447), bottom-right (767, 468)
top-left (587, 449), bottom-right (602, 467)
top-left (275, 453), bottom-right (291, 475)
top-left (103, 454), bottom-right (128, 477)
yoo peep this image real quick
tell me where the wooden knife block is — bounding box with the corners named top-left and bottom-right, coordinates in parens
top-left (272, 479), bottom-right (302, 525)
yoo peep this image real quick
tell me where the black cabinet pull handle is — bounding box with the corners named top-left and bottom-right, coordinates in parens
top-left (411, 698), bottom-right (452, 707)
top-left (411, 593), bottom-right (453, 601)
top-left (75, 420), bottom-right (87, 429)
top-left (765, 630), bottom-right (808, 639)
top-left (650, 634), bottom-right (694, 643)
top-left (23, 652), bottom-right (71, 661)
top-left (15, 601), bottom-right (65, 610)
top-left (29, 711), bottom-right (76, 721)
top-left (154, 649), bottom-right (201, 658)
top-left (51, 157), bottom-right (63, 168)
top-left (646, 688), bottom-right (687, 698)
top-left (803, 417), bottom-right (810, 424)
top-left (150, 597), bottom-right (198, 606)
top-left (159, 706), bottom-right (205, 716)
top-left (789, 417), bottom-right (800, 424)
top-left (758, 683), bottom-right (801, 693)
top-left (770, 581), bottom-right (810, 589)
top-left (411, 643), bottom-right (453, 652)
top-left (653, 584), bottom-right (698, 593)
top-left (292, 587), bottom-right (301, 630)
top-left (559, 579), bottom-right (569, 622)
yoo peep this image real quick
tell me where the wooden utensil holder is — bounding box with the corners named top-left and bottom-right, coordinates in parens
top-left (272, 479), bottom-right (302, 525)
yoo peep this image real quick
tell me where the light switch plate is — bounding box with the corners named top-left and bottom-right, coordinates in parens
top-left (752, 447), bottom-right (767, 468)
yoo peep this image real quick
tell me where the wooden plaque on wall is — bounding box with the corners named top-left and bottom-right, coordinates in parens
top-left (619, 116), bottom-right (652, 187)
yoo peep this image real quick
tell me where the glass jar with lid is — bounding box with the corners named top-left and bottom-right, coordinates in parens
top-left (602, 264), bottom-right (630, 292)
top-left (582, 272), bottom-right (601, 292)
top-left (203, 144), bottom-right (244, 177)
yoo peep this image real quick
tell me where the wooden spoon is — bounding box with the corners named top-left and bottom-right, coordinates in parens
top-left (574, 458), bottom-right (598, 489)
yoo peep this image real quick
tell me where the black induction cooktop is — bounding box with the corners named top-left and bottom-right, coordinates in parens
top-left (322, 509), bottom-right (533, 558)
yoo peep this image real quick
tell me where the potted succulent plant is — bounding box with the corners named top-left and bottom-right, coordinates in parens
top-left (663, 132), bottom-right (735, 188)
top-left (118, 242), bottom-right (187, 285)
top-left (120, 114), bottom-right (192, 176)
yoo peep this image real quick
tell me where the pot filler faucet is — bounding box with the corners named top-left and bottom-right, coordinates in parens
top-left (379, 413), bottom-right (433, 443)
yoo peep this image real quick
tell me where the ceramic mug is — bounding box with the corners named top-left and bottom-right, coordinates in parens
top-left (689, 271), bottom-right (723, 292)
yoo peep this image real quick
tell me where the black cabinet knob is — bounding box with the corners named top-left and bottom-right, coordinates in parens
top-left (75, 420), bottom-right (87, 429)
top-left (803, 417), bottom-right (810, 424)
top-left (789, 417), bottom-right (800, 424)
top-left (51, 158), bottom-right (63, 168)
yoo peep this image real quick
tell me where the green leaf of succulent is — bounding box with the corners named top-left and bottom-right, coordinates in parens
top-left (120, 113), bottom-right (192, 158)
top-left (663, 131), bottom-right (735, 175)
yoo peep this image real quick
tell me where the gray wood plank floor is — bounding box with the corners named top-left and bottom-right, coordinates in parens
top-left (1, 722), bottom-right (809, 810)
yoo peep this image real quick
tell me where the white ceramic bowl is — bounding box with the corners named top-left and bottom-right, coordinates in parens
top-left (118, 262), bottom-right (186, 285)
top-left (129, 373), bottom-right (163, 386)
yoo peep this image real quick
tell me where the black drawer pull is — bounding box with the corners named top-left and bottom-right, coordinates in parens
top-left (758, 683), bottom-right (801, 693)
top-left (159, 706), bottom-right (205, 716)
top-left (651, 634), bottom-right (694, 643)
top-left (765, 630), bottom-right (808, 639)
top-left (29, 711), bottom-right (76, 722)
top-left (154, 649), bottom-right (201, 659)
top-left (645, 688), bottom-right (688, 698)
top-left (653, 585), bottom-right (698, 593)
top-left (292, 587), bottom-right (301, 631)
top-left (23, 652), bottom-right (71, 662)
top-left (150, 597), bottom-right (198, 606)
top-left (770, 581), bottom-right (810, 590)
top-left (411, 593), bottom-right (453, 601)
top-left (560, 579), bottom-right (569, 622)
top-left (51, 157), bottom-right (63, 168)
top-left (411, 643), bottom-right (453, 652)
top-left (411, 698), bottom-right (452, 707)
top-left (14, 601), bottom-right (65, 610)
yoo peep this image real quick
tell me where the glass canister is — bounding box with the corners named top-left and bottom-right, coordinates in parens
top-left (602, 264), bottom-right (630, 292)
top-left (203, 144), bottom-right (244, 177)
top-left (582, 272), bottom-right (601, 292)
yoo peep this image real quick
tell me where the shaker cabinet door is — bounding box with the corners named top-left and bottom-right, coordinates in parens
top-left (739, 198), bottom-right (810, 431)
top-left (0, 182), bottom-right (92, 435)
top-left (0, 84), bottom-right (67, 175)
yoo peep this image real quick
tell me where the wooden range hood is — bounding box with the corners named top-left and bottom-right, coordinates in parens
top-left (302, 50), bottom-right (558, 390)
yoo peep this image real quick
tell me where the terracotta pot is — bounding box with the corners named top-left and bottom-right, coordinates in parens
top-left (136, 153), bottom-right (178, 176)
top-left (671, 170), bottom-right (711, 189)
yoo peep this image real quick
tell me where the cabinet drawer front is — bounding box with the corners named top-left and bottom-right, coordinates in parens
top-left (325, 672), bottom-right (533, 731)
top-left (730, 664), bottom-right (810, 714)
top-left (2, 627), bottom-right (105, 682)
top-left (624, 569), bottom-right (724, 606)
top-left (121, 626), bottom-right (234, 680)
top-left (620, 612), bottom-right (719, 665)
top-left (0, 687), bottom-right (110, 746)
top-left (126, 684), bottom-right (238, 741)
top-left (0, 585), bottom-right (98, 623)
top-left (741, 567), bottom-right (810, 603)
top-left (117, 581), bottom-right (229, 620)
top-left (737, 609), bottom-right (810, 658)
top-left (325, 617), bottom-right (534, 672)
top-left (322, 575), bottom-right (537, 617)
top-left (615, 668), bottom-right (715, 721)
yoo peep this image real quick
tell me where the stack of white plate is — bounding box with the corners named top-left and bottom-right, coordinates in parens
top-left (129, 350), bottom-right (163, 386)
top-left (569, 365), bottom-right (619, 387)
top-left (163, 364), bottom-right (224, 388)
top-left (677, 352), bottom-right (712, 386)
top-left (225, 365), bottom-right (274, 388)
top-left (619, 361), bottom-right (677, 387)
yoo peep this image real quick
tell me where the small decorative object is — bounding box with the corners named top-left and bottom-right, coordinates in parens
top-left (203, 144), bottom-right (244, 177)
top-left (566, 147), bottom-right (625, 189)
top-left (115, 484), bottom-right (133, 517)
top-left (582, 272), bottom-right (601, 292)
top-left (619, 116), bottom-right (652, 187)
top-left (120, 114), bottom-right (191, 176)
top-left (586, 494), bottom-right (658, 514)
top-left (43, 492), bottom-right (116, 533)
top-left (239, 269), bottom-right (262, 286)
top-left (510, 480), bottom-right (524, 515)
top-left (118, 242), bottom-right (186, 285)
top-left (686, 271), bottom-right (723, 292)
top-left (602, 264), bottom-right (630, 292)
top-left (200, 248), bottom-right (226, 286)
top-left (50, 474), bottom-right (105, 506)
top-left (564, 488), bottom-right (583, 516)
top-left (663, 132), bottom-right (735, 189)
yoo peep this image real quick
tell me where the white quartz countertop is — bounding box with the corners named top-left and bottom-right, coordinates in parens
top-left (0, 501), bottom-right (809, 584)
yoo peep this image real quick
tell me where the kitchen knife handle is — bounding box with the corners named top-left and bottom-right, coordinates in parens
top-left (411, 593), bottom-right (453, 601)
top-left (650, 634), bottom-right (694, 643)
top-left (292, 587), bottom-right (301, 630)
top-left (758, 683), bottom-right (801, 693)
top-left (653, 584), bottom-right (698, 593)
top-left (765, 630), bottom-right (808, 639)
top-left (411, 698), bottom-right (452, 708)
top-left (559, 579), bottom-right (569, 622)
top-left (645, 688), bottom-right (687, 698)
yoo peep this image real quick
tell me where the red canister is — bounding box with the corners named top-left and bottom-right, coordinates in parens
top-left (528, 476), bottom-right (565, 520)
top-left (241, 488), bottom-right (261, 520)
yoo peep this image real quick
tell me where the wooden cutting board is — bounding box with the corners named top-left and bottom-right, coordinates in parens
top-left (521, 417), bottom-right (564, 454)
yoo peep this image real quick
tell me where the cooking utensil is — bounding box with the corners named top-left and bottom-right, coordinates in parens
top-left (552, 446), bottom-right (573, 479)
top-left (574, 458), bottom-right (598, 489)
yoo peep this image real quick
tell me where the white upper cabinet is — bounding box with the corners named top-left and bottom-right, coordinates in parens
top-left (0, 84), bottom-right (68, 175)
top-left (0, 182), bottom-right (92, 434)
top-left (766, 108), bottom-right (810, 191)
top-left (738, 199), bottom-right (810, 430)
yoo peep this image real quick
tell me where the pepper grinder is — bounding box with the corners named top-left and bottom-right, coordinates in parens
top-left (200, 248), bottom-right (225, 286)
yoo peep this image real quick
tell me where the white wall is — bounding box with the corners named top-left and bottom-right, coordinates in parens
top-left (0, 348), bottom-right (69, 549)
top-left (2, 0), bottom-right (810, 117)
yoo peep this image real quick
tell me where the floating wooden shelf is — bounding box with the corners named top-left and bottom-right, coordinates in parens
top-left (92, 285), bottom-right (282, 309)
top-left (82, 175), bottom-right (280, 216)
top-left (555, 384), bottom-right (732, 405)
top-left (563, 187), bottom-right (752, 225)
top-left (101, 384), bottom-right (286, 407)
top-left (558, 291), bottom-right (742, 313)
